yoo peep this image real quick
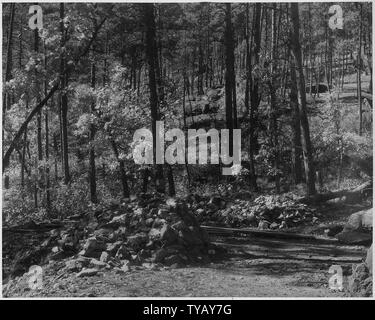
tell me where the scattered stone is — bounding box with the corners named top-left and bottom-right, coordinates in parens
top-left (80, 237), bottom-right (106, 258)
top-left (76, 268), bottom-right (99, 278)
top-left (65, 259), bottom-right (83, 272)
top-left (90, 259), bottom-right (107, 269)
top-left (270, 222), bottom-right (279, 230)
top-left (105, 214), bottom-right (129, 228)
top-left (106, 241), bottom-right (123, 256)
top-left (164, 255), bottom-right (183, 266)
top-left (126, 233), bottom-right (148, 250)
top-left (153, 248), bottom-right (168, 263)
top-left (160, 224), bottom-right (178, 244)
top-left (115, 245), bottom-right (132, 260)
top-left (258, 220), bottom-right (270, 230)
top-left (324, 225), bottom-right (344, 237)
top-left (100, 252), bottom-right (109, 263)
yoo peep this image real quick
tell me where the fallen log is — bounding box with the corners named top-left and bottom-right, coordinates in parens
top-left (201, 225), bottom-right (339, 244)
top-left (3, 221), bottom-right (64, 233)
top-left (298, 180), bottom-right (372, 205)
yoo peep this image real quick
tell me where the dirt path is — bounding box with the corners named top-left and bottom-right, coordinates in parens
top-left (4, 234), bottom-right (366, 297)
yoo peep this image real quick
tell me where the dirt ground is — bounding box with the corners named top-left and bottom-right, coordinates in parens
top-left (3, 202), bottom-right (371, 298)
top-left (4, 234), bottom-right (367, 298)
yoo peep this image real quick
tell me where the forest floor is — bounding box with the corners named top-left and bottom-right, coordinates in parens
top-left (3, 201), bottom-right (370, 298)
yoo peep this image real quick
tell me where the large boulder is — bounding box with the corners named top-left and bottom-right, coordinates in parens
top-left (79, 237), bottom-right (106, 258)
top-left (336, 209), bottom-right (372, 245)
top-left (126, 233), bottom-right (148, 250)
top-left (149, 224), bottom-right (178, 245)
top-left (344, 209), bottom-right (372, 231)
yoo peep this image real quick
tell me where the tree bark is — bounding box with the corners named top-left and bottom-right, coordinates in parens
top-left (43, 40), bottom-right (51, 212)
top-left (3, 3), bottom-right (15, 188)
top-left (290, 58), bottom-right (303, 184)
top-left (248, 3), bottom-right (262, 191)
top-left (143, 3), bottom-right (165, 193)
top-left (357, 3), bottom-right (363, 136)
top-left (224, 3), bottom-right (235, 155)
top-left (60, 3), bottom-right (70, 184)
top-left (290, 3), bottom-right (316, 196)
top-left (89, 42), bottom-right (98, 203)
top-left (110, 139), bottom-right (130, 198)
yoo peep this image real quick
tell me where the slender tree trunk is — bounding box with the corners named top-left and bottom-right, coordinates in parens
top-left (3, 3), bottom-right (15, 188)
top-left (166, 164), bottom-right (175, 197)
top-left (290, 3), bottom-right (316, 196)
top-left (21, 124), bottom-right (27, 188)
top-left (224, 3), bottom-right (235, 156)
top-left (3, 3), bottom-right (15, 112)
top-left (290, 58), bottom-right (303, 184)
top-left (357, 3), bottom-right (363, 136)
top-left (269, 4), bottom-right (280, 193)
top-left (143, 4), bottom-right (164, 193)
top-left (53, 133), bottom-right (59, 181)
top-left (248, 3), bottom-right (262, 191)
top-left (60, 3), bottom-right (70, 184)
top-left (110, 139), bottom-right (130, 198)
top-left (43, 40), bottom-right (51, 212)
top-left (89, 43), bottom-right (98, 203)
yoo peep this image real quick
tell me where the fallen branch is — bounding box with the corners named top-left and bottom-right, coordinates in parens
top-left (202, 225), bottom-right (339, 244)
top-left (298, 180), bottom-right (372, 205)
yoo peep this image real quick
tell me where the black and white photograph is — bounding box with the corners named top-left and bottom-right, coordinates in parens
top-left (1, 1), bottom-right (373, 299)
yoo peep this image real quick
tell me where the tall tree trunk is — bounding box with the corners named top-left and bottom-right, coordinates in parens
top-left (269, 4), bottom-right (280, 193)
top-left (60, 3), bottom-right (70, 184)
top-left (248, 3), bottom-right (262, 191)
top-left (166, 164), bottom-right (175, 197)
top-left (34, 23), bottom-right (43, 204)
top-left (3, 3), bottom-right (15, 111)
top-left (43, 40), bottom-right (51, 212)
top-left (198, 40), bottom-right (204, 95)
top-left (290, 58), bottom-right (303, 184)
top-left (357, 3), bottom-right (363, 136)
top-left (110, 139), bottom-right (130, 198)
top-left (143, 3), bottom-right (164, 193)
top-left (89, 43), bottom-right (98, 203)
top-left (3, 3), bottom-right (15, 189)
top-left (290, 3), bottom-right (316, 196)
top-left (224, 3), bottom-right (235, 155)
top-left (53, 133), bottom-right (59, 181)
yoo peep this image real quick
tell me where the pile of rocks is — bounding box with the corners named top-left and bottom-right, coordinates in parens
top-left (45, 195), bottom-right (212, 277)
top-left (192, 194), bottom-right (320, 230)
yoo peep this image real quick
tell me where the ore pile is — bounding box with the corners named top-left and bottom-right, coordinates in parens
top-left (192, 194), bottom-right (320, 230)
top-left (5, 195), bottom-right (213, 280)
